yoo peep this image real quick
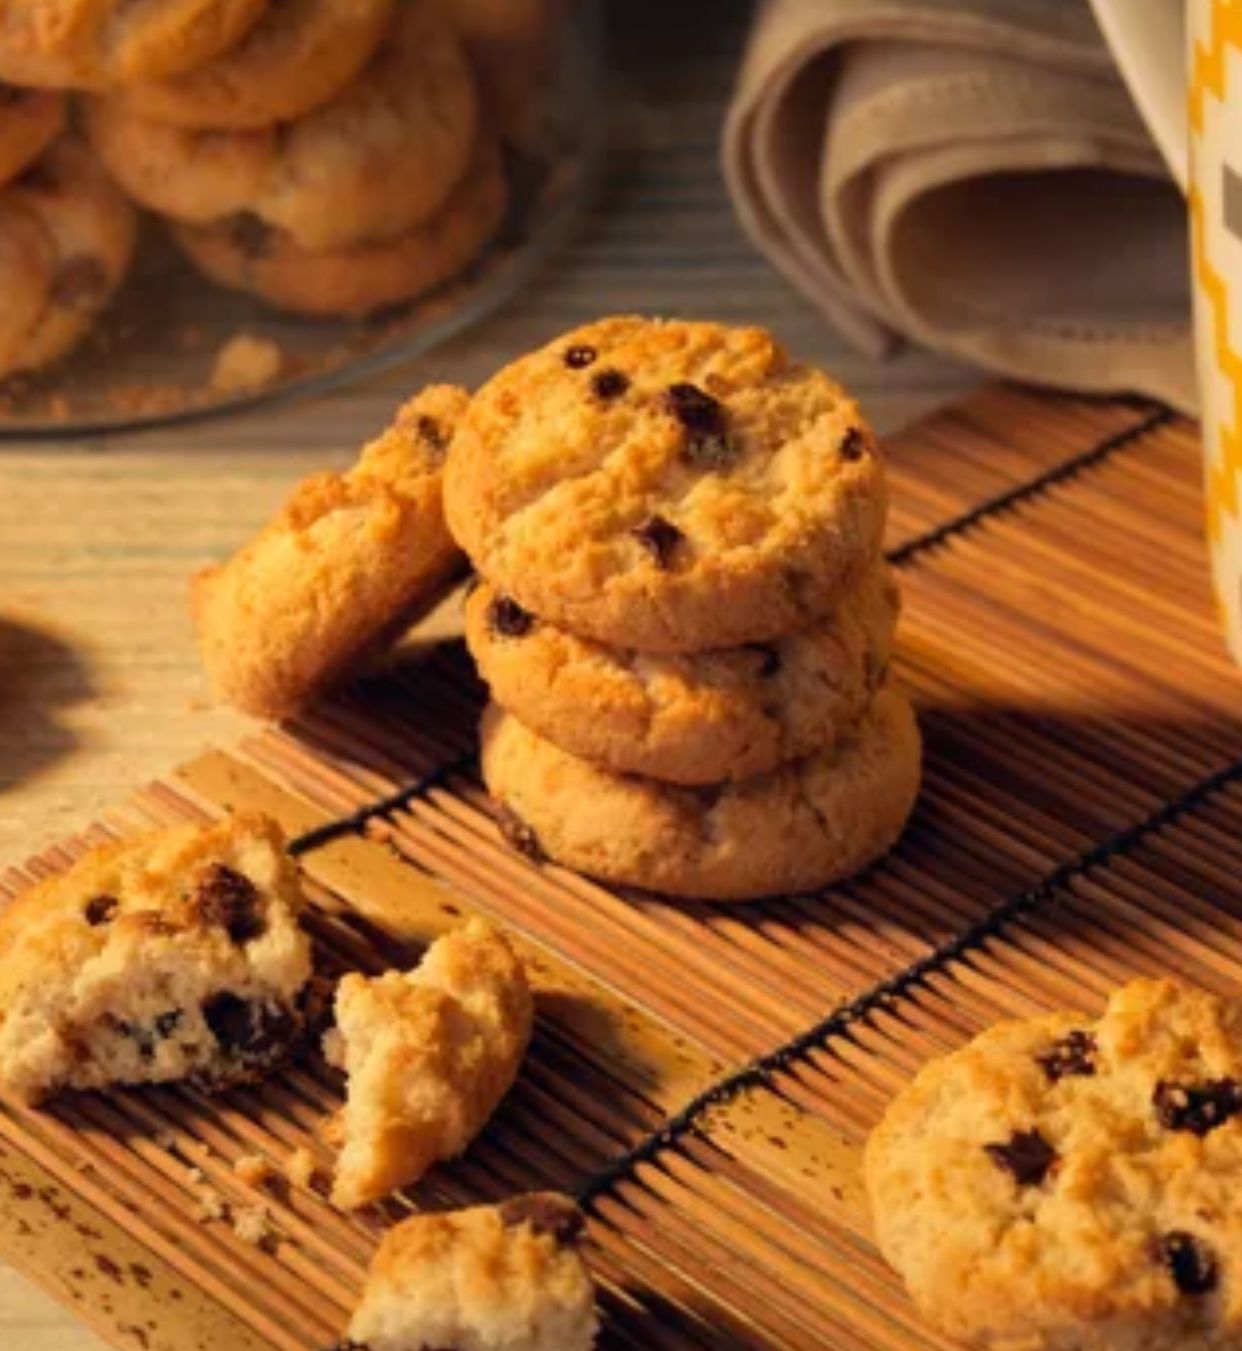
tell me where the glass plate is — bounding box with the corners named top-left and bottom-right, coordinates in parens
top-left (0, 1), bottom-right (603, 439)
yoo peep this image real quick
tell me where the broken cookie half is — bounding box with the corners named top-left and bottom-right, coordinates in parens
top-left (0, 812), bottom-right (312, 1103)
top-left (339, 1193), bottom-right (597, 1351)
top-left (327, 917), bottom-right (533, 1209)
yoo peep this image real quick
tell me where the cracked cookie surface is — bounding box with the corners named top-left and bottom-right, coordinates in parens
top-left (865, 978), bottom-right (1242, 1351)
top-left (479, 687), bottom-right (920, 900)
top-left (444, 317), bottom-right (888, 653)
top-left (466, 564), bottom-right (898, 784)
top-left (0, 813), bottom-right (312, 1103)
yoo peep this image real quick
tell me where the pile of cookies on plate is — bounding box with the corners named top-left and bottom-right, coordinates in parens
top-left (0, 809), bottom-right (597, 1351)
top-left (193, 315), bottom-right (924, 902)
top-left (0, 0), bottom-right (551, 380)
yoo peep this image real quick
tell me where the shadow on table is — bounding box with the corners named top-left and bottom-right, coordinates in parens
top-left (0, 615), bottom-right (94, 793)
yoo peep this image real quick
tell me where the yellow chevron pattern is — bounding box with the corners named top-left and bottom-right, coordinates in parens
top-left (1192, 0), bottom-right (1242, 544)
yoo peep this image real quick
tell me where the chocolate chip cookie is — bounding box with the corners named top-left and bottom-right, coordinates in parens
top-left (466, 563), bottom-right (899, 784)
top-left (0, 813), bottom-right (313, 1104)
top-left (342, 1193), bottom-right (597, 1351)
top-left (0, 137), bottom-right (137, 379)
top-left (444, 318), bottom-right (887, 653)
top-left (172, 132), bottom-right (505, 317)
top-left (192, 384), bottom-right (469, 719)
top-left (87, 0), bottom-right (478, 250)
top-left (480, 686), bottom-right (920, 900)
top-left (327, 918), bottom-right (532, 1209)
top-left (0, 0), bottom-right (270, 87)
top-left (118, 0), bottom-right (395, 130)
top-left (866, 978), bottom-right (1242, 1350)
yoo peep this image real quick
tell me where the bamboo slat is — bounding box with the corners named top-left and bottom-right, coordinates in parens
top-left (1, 385), bottom-right (1238, 1351)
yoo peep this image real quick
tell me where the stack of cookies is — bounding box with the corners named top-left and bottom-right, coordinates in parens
top-left (84, 0), bottom-right (507, 317)
top-left (446, 316), bottom-right (923, 902)
top-left (0, 92), bottom-right (136, 379)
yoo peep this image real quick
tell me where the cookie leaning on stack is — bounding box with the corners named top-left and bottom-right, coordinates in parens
top-left (446, 316), bottom-right (921, 901)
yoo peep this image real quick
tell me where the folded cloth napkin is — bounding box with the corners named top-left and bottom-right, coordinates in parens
top-left (722, 0), bottom-right (1196, 411)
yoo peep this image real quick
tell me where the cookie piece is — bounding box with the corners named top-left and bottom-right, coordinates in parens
top-left (0, 813), bottom-right (313, 1104)
top-left (0, 85), bottom-right (65, 185)
top-left (865, 979), bottom-right (1242, 1351)
top-left (192, 384), bottom-right (469, 719)
top-left (327, 918), bottom-right (533, 1209)
top-left (343, 1193), bottom-right (597, 1351)
top-left (444, 318), bottom-right (888, 653)
top-left (118, 0), bottom-right (395, 130)
top-left (87, 0), bottom-right (478, 250)
top-left (467, 564), bottom-right (899, 784)
top-left (171, 132), bottom-right (505, 318)
top-left (0, 138), bottom-right (137, 379)
top-left (0, 0), bottom-right (269, 88)
top-left (480, 687), bottom-right (920, 900)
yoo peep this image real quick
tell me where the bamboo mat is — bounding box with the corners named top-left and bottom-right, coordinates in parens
top-left (2, 384), bottom-right (1237, 1351)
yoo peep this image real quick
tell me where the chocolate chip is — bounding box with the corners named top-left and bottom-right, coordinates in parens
top-left (631, 514), bottom-right (683, 569)
top-left (839, 428), bottom-right (868, 461)
top-left (984, 1129), bottom-right (1057, 1186)
top-left (84, 895), bottom-right (118, 927)
top-left (748, 645), bottom-right (781, 677)
top-left (1153, 1079), bottom-right (1242, 1136)
top-left (591, 368), bottom-right (629, 400)
top-left (1037, 1030), bottom-right (1097, 1082)
top-left (227, 211), bottom-right (275, 258)
top-left (117, 1011), bottom-right (181, 1059)
top-left (193, 864), bottom-right (266, 944)
top-left (563, 344), bottom-right (597, 369)
top-left (496, 804), bottom-right (545, 863)
top-left (203, 994), bottom-right (295, 1064)
top-left (51, 257), bottom-right (108, 311)
top-left (415, 415), bottom-right (448, 462)
top-left (488, 594), bottom-right (534, 638)
top-left (665, 382), bottom-right (738, 469)
top-left (1155, 1231), bottom-right (1218, 1295)
top-left (498, 1194), bottom-right (584, 1244)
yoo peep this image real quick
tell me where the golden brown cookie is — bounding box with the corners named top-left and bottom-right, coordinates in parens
top-left (118, 0), bottom-right (395, 130)
top-left (866, 979), bottom-right (1242, 1351)
top-left (192, 384), bottom-right (469, 719)
top-left (171, 132), bottom-right (506, 317)
top-left (0, 0), bottom-right (270, 88)
top-left (0, 138), bottom-right (137, 379)
top-left (86, 0), bottom-right (479, 249)
top-left (327, 918), bottom-right (533, 1209)
top-left (443, 0), bottom-right (559, 135)
top-left (345, 1194), bottom-right (597, 1351)
top-left (0, 85), bottom-right (65, 185)
top-left (444, 318), bottom-right (888, 653)
top-left (466, 564), bottom-right (899, 784)
top-left (480, 687), bottom-right (921, 901)
top-left (0, 813), bottom-right (312, 1104)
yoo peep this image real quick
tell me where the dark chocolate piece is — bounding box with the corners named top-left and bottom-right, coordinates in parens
top-left (194, 864), bottom-right (265, 944)
top-left (839, 427), bottom-right (868, 461)
top-left (591, 368), bottom-right (629, 400)
top-left (84, 895), bottom-right (118, 927)
top-left (983, 1129), bottom-right (1057, 1186)
top-left (563, 344), bottom-right (597, 369)
top-left (498, 1194), bottom-right (584, 1244)
top-left (1155, 1231), bottom-right (1218, 1295)
top-left (631, 514), bottom-right (684, 569)
top-left (495, 804), bottom-right (545, 863)
top-left (203, 994), bottom-right (295, 1064)
top-left (1037, 1030), bottom-right (1097, 1082)
top-left (1153, 1078), bottom-right (1242, 1136)
top-left (488, 594), bottom-right (535, 638)
top-left (665, 382), bottom-right (738, 469)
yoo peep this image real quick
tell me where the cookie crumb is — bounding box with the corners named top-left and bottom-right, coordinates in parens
top-left (285, 1146), bottom-right (317, 1190)
top-left (232, 1204), bottom-right (274, 1247)
top-left (233, 1154), bottom-right (272, 1188)
top-left (210, 334), bottom-right (284, 395)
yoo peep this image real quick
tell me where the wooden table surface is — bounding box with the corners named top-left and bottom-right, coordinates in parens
top-left (0, 3), bottom-right (978, 1345)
